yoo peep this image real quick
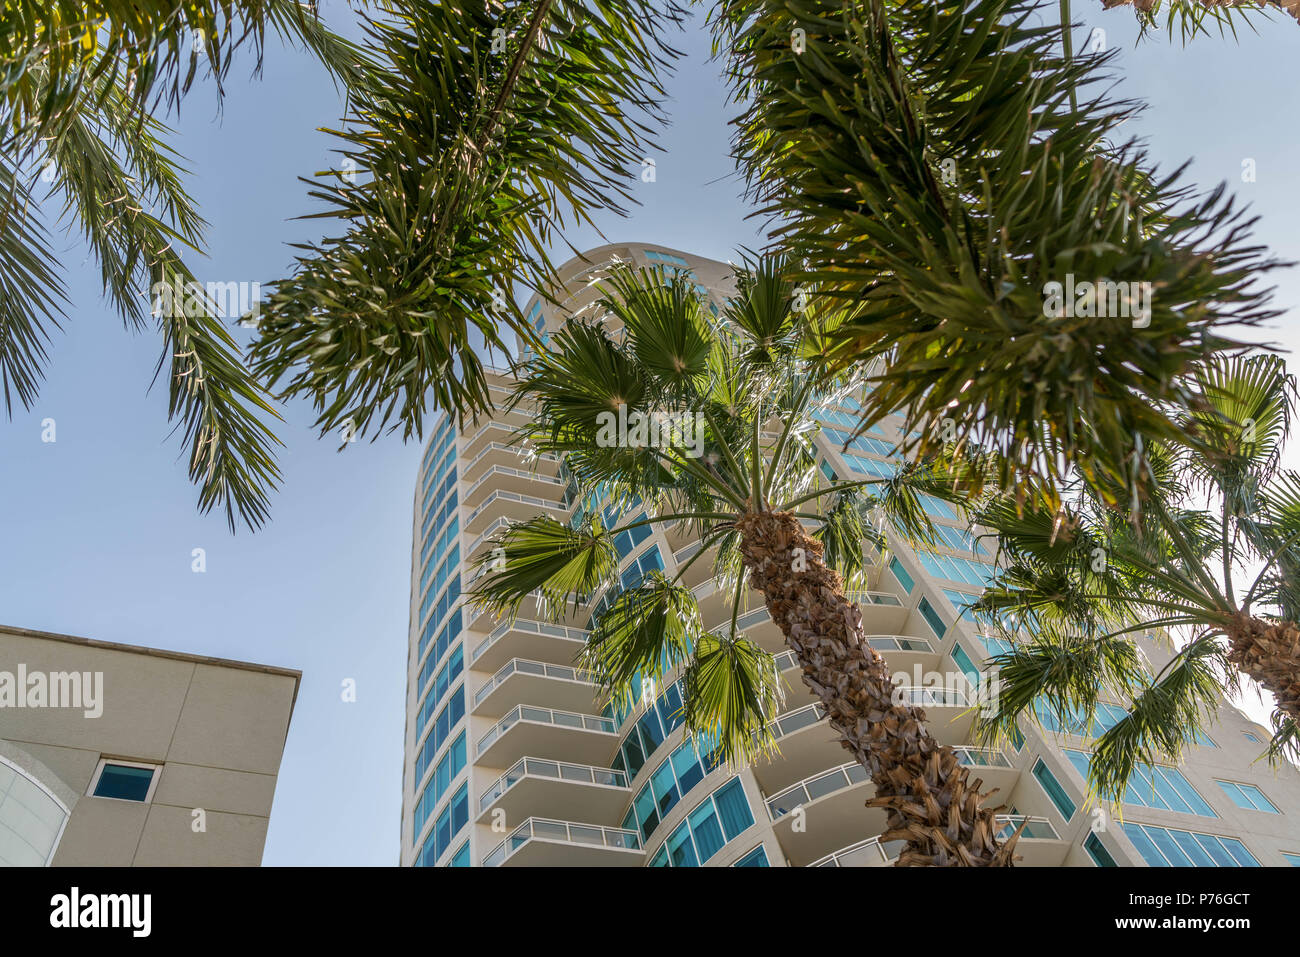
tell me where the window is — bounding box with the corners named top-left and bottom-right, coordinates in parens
top-left (1065, 750), bottom-right (1215, 817)
top-left (649, 778), bottom-right (755, 867)
top-left (1032, 758), bottom-right (1076, 820)
top-left (1084, 833), bottom-right (1117, 867)
top-left (733, 845), bottom-right (770, 867)
top-left (1282, 852), bottom-right (1300, 867)
top-left (942, 589), bottom-right (979, 623)
top-left (917, 597), bottom-right (947, 639)
top-left (889, 557), bottom-right (914, 593)
top-left (950, 643), bottom-right (980, 687)
top-left (89, 760), bottom-right (159, 803)
top-left (1242, 731), bottom-right (1261, 743)
top-left (1216, 781), bottom-right (1279, 813)
top-left (1122, 823), bottom-right (1259, 867)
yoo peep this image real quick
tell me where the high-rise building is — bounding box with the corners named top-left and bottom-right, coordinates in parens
top-left (402, 243), bottom-right (1300, 868)
top-left (0, 624), bottom-right (299, 866)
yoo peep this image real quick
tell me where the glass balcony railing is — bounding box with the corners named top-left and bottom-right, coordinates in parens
top-left (478, 758), bottom-right (629, 813)
top-left (471, 618), bottom-right (590, 664)
top-left (996, 815), bottom-right (1060, 840)
top-left (766, 702), bottom-right (827, 740)
top-left (844, 590), bottom-right (903, 607)
top-left (473, 658), bottom-right (595, 708)
top-left (773, 650), bottom-right (799, 672)
top-left (465, 464), bottom-right (564, 500)
top-left (810, 836), bottom-right (905, 867)
top-left (482, 817), bottom-right (642, 867)
top-left (466, 517), bottom-right (512, 556)
top-left (463, 440), bottom-right (558, 475)
top-left (477, 705), bottom-right (617, 756)
top-left (735, 607), bottom-right (772, 630)
top-left (865, 635), bottom-right (934, 653)
top-left (952, 746), bottom-right (1012, 768)
top-left (467, 489), bottom-right (568, 526)
top-left (895, 685), bottom-right (970, 707)
top-left (765, 761), bottom-right (870, 820)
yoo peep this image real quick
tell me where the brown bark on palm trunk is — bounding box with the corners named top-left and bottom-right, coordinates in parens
top-left (737, 510), bottom-right (1018, 866)
top-left (1227, 614), bottom-right (1300, 727)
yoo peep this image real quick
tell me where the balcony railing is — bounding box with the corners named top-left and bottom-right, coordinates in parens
top-left (809, 836), bottom-right (904, 867)
top-left (952, 746), bottom-right (1012, 768)
top-left (471, 618), bottom-right (590, 664)
top-left (482, 817), bottom-right (641, 867)
top-left (996, 815), bottom-right (1060, 840)
top-left (477, 705), bottom-right (617, 756)
top-left (844, 590), bottom-right (903, 607)
top-left (736, 607), bottom-right (772, 630)
top-left (466, 489), bottom-right (567, 526)
top-left (465, 464), bottom-right (564, 500)
top-left (766, 702), bottom-right (827, 741)
top-left (463, 440), bottom-right (558, 476)
top-left (766, 761), bottom-right (870, 820)
top-left (474, 657), bottom-right (595, 708)
top-left (467, 518), bottom-right (511, 556)
top-left (865, 635), bottom-right (934, 653)
top-left (895, 685), bottom-right (970, 708)
top-left (478, 758), bottom-right (628, 814)
top-left (774, 650), bottom-right (799, 672)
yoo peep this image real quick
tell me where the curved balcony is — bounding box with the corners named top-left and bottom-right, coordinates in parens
top-left (461, 440), bottom-right (559, 484)
top-left (951, 745), bottom-right (1019, 801)
top-left (765, 761), bottom-right (888, 866)
top-left (470, 618), bottom-right (590, 672)
top-left (476, 704), bottom-right (619, 768)
top-left (471, 657), bottom-right (598, 717)
top-left (995, 815), bottom-right (1070, 866)
top-left (465, 489), bottom-right (568, 534)
top-left (463, 587), bottom-right (593, 633)
top-left (864, 634), bottom-right (939, 673)
top-left (845, 589), bottom-right (908, 632)
top-left (671, 542), bottom-right (713, 589)
top-left (750, 702), bottom-right (845, 793)
top-left (464, 464), bottom-right (565, 507)
top-left (810, 835), bottom-right (906, 867)
top-left (895, 684), bottom-right (976, 747)
top-left (482, 817), bottom-right (643, 867)
top-left (476, 758), bottom-right (630, 826)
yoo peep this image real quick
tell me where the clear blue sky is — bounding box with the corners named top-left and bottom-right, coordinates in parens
top-left (0, 4), bottom-right (1296, 865)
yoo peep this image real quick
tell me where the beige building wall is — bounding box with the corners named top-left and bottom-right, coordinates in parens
top-left (0, 625), bottom-right (299, 866)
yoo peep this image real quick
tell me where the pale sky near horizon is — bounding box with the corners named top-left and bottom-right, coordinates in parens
top-left (0, 3), bottom-right (1297, 864)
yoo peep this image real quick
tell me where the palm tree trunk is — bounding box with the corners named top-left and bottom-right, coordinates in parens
top-left (736, 511), bottom-right (1018, 866)
top-left (1227, 613), bottom-right (1300, 727)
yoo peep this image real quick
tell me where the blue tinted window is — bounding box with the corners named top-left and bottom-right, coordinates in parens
top-left (889, 557), bottom-right (914, 593)
top-left (1032, 759), bottom-right (1075, 820)
top-left (93, 764), bottom-right (154, 801)
top-left (917, 598), bottom-right (947, 639)
top-left (713, 778), bottom-right (753, 841)
top-left (733, 845), bottom-right (770, 867)
top-left (1084, 834), bottom-right (1117, 867)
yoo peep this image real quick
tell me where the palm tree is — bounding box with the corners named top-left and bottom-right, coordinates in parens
top-left (1098, 0), bottom-right (1300, 35)
top-left (247, 0), bottom-right (688, 445)
top-left (968, 354), bottom-right (1299, 806)
top-left (1, 0), bottom-right (366, 529)
top-left (717, 0), bottom-right (1282, 516)
top-left (470, 257), bottom-right (1021, 866)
